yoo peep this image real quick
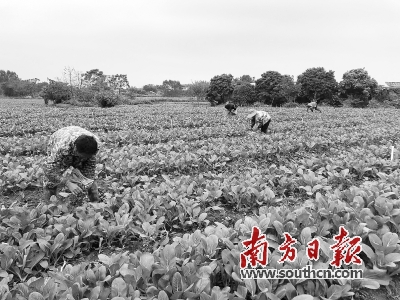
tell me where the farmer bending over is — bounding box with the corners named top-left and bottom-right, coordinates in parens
top-left (43, 126), bottom-right (101, 202)
top-left (306, 101), bottom-right (321, 112)
top-left (247, 110), bottom-right (272, 133)
top-left (225, 102), bottom-right (238, 115)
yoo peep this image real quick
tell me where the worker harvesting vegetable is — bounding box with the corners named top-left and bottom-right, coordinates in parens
top-left (306, 101), bottom-right (321, 112)
top-left (225, 102), bottom-right (238, 115)
top-left (247, 110), bottom-right (272, 134)
top-left (43, 126), bottom-right (101, 202)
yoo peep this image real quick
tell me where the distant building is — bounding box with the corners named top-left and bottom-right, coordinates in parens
top-left (385, 82), bottom-right (400, 88)
top-left (26, 78), bottom-right (40, 83)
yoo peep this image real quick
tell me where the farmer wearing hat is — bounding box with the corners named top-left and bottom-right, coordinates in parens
top-left (247, 110), bottom-right (272, 133)
top-left (306, 101), bottom-right (321, 112)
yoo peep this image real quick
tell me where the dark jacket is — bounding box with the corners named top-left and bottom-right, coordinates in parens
top-left (225, 103), bottom-right (238, 110)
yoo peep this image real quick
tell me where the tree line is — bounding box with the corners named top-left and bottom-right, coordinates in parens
top-left (0, 67), bottom-right (206, 106)
top-left (205, 68), bottom-right (400, 108)
top-left (1, 66), bottom-right (398, 108)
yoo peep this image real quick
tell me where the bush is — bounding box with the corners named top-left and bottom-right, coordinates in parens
top-left (387, 99), bottom-right (400, 109)
top-left (325, 95), bottom-right (343, 107)
top-left (392, 88), bottom-right (400, 96)
top-left (40, 80), bottom-right (71, 104)
top-left (348, 95), bottom-right (369, 108)
top-left (96, 91), bottom-right (121, 108)
top-left (283, 102), bottom-right (300, 108)
top-left (341, 99), bottom-right (353, 108)
top-left (1, 80), bottom-right (34, 97)
top-left (375, 86), bottom-right (390, 102)
top-left (367, 99), bottom-right (384, 108)
top-left (368, 99), bottom-right (399, 109)
top-left (74, 87), bottom-right (97, 104)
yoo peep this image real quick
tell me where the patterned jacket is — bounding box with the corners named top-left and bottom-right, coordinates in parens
top-left (44, 126), bottom-right (101, 188)
top-left (307, 101), bottom-right (317, 108)
top-left (248, 110), bottom-right (271, 129)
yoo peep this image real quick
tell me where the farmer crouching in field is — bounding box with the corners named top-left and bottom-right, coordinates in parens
top-left (43, 126), bottom-right (101, 202)
top-left (225, 102), bottom-right (238, 115)
top-left (306, 101), bottom-right (321, 113)
top-left (247, 110), bottom-right (272, 134)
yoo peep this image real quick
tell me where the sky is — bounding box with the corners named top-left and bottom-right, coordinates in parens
top-left (0, 0), bottom-right (399, 87)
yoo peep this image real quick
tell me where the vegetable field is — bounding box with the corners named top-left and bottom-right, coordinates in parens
top-left (1, 98), bottom-right (400, 300)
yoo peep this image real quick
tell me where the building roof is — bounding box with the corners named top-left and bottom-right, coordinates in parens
top-left (385, 82), bottom-right (400, 88)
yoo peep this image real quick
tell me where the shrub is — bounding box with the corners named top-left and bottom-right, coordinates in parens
top-left (325, 95), bottom-right (343, 107)
top-left (368, 99), bottom-right (384, 108)
top-left (375, 86), bottom-right (390, 102)
top-left (341, 99), bottom-right (353, 108)
top-left (96, 91), bottom-right (121, 108)
top-left (74, 87), bottom-right (97, 104)
top-left (391, 88), bottom-right (400, 96)
top-left (40, 80), bottom-right (71, 104)
top-left (1, 80), bottom-right (34, 97)
top-left (387, 98), bottom-right (400, 109)
top-left (348, 95), bottom-right (369, 108)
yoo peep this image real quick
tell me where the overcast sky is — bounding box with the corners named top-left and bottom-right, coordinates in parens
top-left (1, 0), bottom-right (399, 87)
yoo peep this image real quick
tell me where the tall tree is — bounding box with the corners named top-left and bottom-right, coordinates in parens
top-left (206, 74), bottom-right (234, 104)
top-left (0, 70), bottom-right (19, 83)
top-left (1, 80), bottom-right (32, 97)
top-left (339, 68), bottom-right (378, 100)
top-left (232, 82), bottom-right (256, 106)
top-left (106, 74), bottom-right (130, 94)
top-left (188, 80), bottom-right (210, 102)
top-left (62, 67), bottom-right (83, 88)
top-left (162, 80), bottom-right (183, 97)
top-left (296, 67), bottom-right (338, 102)
top-left (240, 75), bottom-right (254, 83)
top-left (142, 84), bottom-right (159, 94)
top-left (81, 69), bottom-right (107, 91)
top-left (255, 71), bottom-right (285, 105)
top-left (60, 66), bottom-right (84, 98)
top-left (338, 68), bottom-right (378, 107)
top-left (279, 75), bottom-right (301, 103)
